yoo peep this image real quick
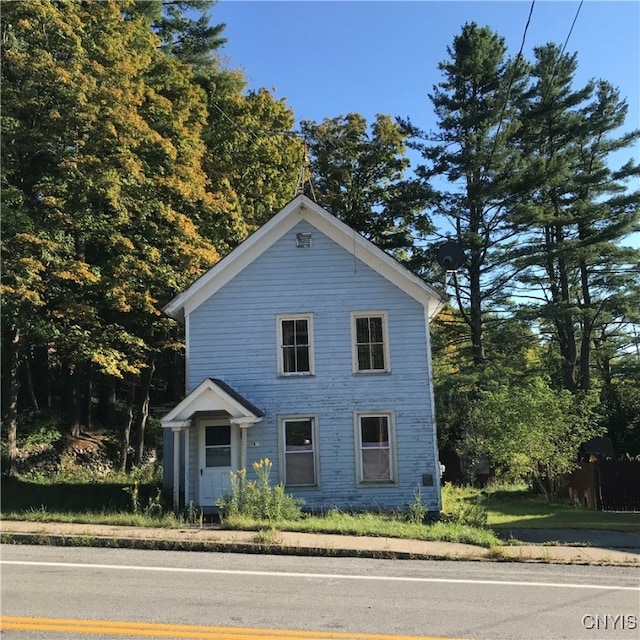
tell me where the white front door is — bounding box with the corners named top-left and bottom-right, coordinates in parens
top-left (198, 420), bottom-right (238, 506)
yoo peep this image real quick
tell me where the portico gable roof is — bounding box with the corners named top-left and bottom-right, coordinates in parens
top-left (160, 378), bottom-right (264, 428)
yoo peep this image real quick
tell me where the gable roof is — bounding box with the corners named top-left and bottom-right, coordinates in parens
top-left (160, 378), bottom-right (264, 427)
top-left (163, 195), bottom-right (447, 322)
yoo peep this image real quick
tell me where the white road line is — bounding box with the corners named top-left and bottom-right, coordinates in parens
top-left (2, 560), bottom-right (638, 591)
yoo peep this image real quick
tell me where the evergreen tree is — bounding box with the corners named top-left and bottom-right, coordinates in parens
top-left (133, 0), bottom-right (227, 68)
top-left (401, 23), bottom-right (529, 367)
top-left (513, 44), bottom-right (640, 392)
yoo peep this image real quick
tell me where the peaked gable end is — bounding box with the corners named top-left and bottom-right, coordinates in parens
top-left (164, 195), bottom-right (446, 321)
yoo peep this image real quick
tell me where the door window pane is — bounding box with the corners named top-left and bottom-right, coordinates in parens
top-left (206, 425), bottom-right (230, 446)
top-left (206, 446), bottom-right (231, 467)
top-left (205, 426), bottom-right (231, 467)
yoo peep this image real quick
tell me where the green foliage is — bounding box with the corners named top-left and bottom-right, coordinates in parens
top-left (0, 412), bottom-right (62, 455)
top-left (128, 463), bottom-right (163, 485)
top-left (301, 113), bottom-right (431, 259)
top-left (404, 486), bottom-right (428, 525)
top-left (440, 483), bottom-right (488, 528)
top-left (475, 380), bottom-right (604, 499)
top-left (124, 479), bottom-right (165, 518)
top-left (216, 459), bottom-right (304, 523)
top-left (201, 77), bottom-right (302, 236)
top-left (512, 44), bottom-right (640, 394)
top-left (601, 376), bottom-right (640, 456)
top-left (401, 22), bottom-right (529, 365)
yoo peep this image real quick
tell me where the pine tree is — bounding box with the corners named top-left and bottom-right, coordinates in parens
top-left (402, 23), bottom-right (529, 367)
top-left (513, 44), bottom-right (640, 392)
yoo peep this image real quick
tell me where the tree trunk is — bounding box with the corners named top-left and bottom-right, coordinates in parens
top-left (578, 258), bottom-right (593, 392)
top-left (169, 349), bottom-right (183, 401)
top-left (29, 344), bottom-right (51, 411)
top-left (119, 382), bottom-right (136, 472)
top-left (4, 325), bottom-right (21, 476)
top-left (23, 352), bottom-right (40, 411)
top-left (468, 190), bottom-right (485, 368)
top-left (558, 254), bottom-right (578, 394)
top-left (105, 380), bottom-right (117, 431)
top-left (85, 364), bottom-right (93, 430)
top-left (135, 358), bottom-right (156, 466)
top-left (69, 364), bottom-right (83, 437)
top-left (469, 264), bottom-right (485, 367)
top-left (552, 219), bottom-right (577, 393)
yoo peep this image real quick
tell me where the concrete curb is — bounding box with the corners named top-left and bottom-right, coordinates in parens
top-left (1, 522), bottom-right (639, 567)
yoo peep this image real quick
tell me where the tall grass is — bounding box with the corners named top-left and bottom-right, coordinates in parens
top-left (216, 466), bottom-right (499, 547)
top-left (216, 459), bottom-right (304, 523)
top-left (231, 509), bottom-right (500, 547)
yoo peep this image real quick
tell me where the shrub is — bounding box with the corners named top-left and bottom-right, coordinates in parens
top-left (440, 482), bottom-right (488, 528)
top-left (216, 458), bottom-right (303, 522)
top-left (404, 486), bottom-right (428, 524)
top-left (124, 483), bottom-right (166, 519)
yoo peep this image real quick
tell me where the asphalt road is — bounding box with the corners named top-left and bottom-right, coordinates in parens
top-left (1, 545), bottom-right (638, 640)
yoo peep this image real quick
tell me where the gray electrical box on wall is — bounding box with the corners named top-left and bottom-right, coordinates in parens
top-left (422, 474), bottom-right (434, 486)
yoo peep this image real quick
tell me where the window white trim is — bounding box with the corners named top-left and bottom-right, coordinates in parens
top-left (350, 311), bottom-right (390, 374)
top-left (353, 411), bottom-right (397, 486)
top-left (278, 415), bottom-right (320, 488)
top-left (276, 313), bottom-right (315, 376)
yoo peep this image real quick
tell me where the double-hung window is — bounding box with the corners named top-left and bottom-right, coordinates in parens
top-left (280, 416), bottom-right (318, 487)
top-left (354, 412), bottom-right (396, 484)
top-left (277, 314), bottom-right (314, 375)
top-left (351, 311), bottom-right (390, 373)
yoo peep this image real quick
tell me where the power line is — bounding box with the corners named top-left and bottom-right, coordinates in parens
top-left (559, 0), bottom-right (584, 58)
top-left (483, 0), bottom-right (536, 178)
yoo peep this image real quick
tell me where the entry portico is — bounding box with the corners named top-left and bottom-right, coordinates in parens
top-left (161, 378), bottom-right (264, 511)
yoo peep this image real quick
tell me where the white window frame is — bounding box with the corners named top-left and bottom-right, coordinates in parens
top-left (276, 313), bottom-right (315, 376)
top-left (354, 411), bottom-right (397, 486)
top-left (278, 415), bottom-right (320, 488)
top-left (350, 311), bottom-right (390, 374)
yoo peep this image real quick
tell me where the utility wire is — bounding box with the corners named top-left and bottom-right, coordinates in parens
top-left (559, 0), bottom-right (583, 58)
top-left (483, 0), bottom-right (535, 180)
top-left (540, 0), bottom-right (584, 102)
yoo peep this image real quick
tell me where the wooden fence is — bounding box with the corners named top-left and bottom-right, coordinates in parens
top-left (568, 461), bottom-right (640, 511)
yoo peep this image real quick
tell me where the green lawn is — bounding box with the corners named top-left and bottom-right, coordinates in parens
top-left (2, 476), bottom-right (639, 540)
top-left (484, 487), bottom-right (640, 532)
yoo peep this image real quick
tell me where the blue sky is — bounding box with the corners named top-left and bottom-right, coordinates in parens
top-left (212, 1), bottom-right (639, 145)
top-left (211, 1), bottom-right (639, 245)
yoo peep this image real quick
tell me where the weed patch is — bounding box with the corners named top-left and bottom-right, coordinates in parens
top-left (216, 459), bottom-right (303, 523)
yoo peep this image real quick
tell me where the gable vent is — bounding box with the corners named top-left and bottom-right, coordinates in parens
top-left (296, 232), bottom-right (312, 248)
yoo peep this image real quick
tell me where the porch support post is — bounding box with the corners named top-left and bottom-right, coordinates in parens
top-left (240, 425), bottom-right (248, 471)
top-left (231, 417), bottom-right (262, 474)
top-left (172, 427), bottom-right (181, 512)
top-left (183, 426), bottom-right (190, 507)
top-left (165, 420), bottom-right (190, 512)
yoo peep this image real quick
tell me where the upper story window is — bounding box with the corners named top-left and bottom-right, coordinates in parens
top-left (351, 311), bottom-right (390, 373)
top-left (277, 314), bottom-right (315, 376)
